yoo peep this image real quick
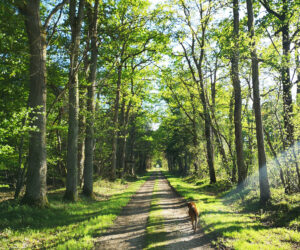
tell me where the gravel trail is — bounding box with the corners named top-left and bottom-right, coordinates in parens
top-left (94, 171), bottom-right (213, 249)
top-left (156, 171), bottom-right (213, 249)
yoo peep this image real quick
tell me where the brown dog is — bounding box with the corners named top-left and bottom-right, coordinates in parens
top-left (187, 202), bottom-right (198, 233)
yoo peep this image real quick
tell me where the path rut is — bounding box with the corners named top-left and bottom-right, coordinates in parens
top-left (94, 172), bottom-right (213, 249)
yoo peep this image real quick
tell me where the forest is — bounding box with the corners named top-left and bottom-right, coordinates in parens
top-left (0, 0), bottom-right (299, 249)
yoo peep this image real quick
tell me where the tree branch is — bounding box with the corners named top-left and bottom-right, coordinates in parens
top-left (44, 0), bottom-right (69, 29)
top-left (258, 0), bottom-right (282, 20)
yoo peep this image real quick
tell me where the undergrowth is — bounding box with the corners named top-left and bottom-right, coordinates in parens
top-left (165, 171), bottom-right (300, 250)
top-left (0, 174), bottom-right (149, 249)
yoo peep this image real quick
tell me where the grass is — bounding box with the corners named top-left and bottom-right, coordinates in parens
top-left (0, 174), bottom-right (150, 249)
top-left (164, 171), bottom-right (300, 250)
top-left (145, 177), bottom-right (167, 250)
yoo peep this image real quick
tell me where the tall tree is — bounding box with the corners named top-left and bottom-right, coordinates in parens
top-left (231, 0), bottom-right (247, 186)
top-left (111, 61), bottom-right (122, 180)
top-left (16, 0), bottom-right (66, 207)
top-left (177, 0), bottom-right (216, 183)
top-left (259, 0), bottom-right (299, 147)
top-left (83, 0), bottom-right (99, 197)
top-left (246, 0), bottom-right (271, 203)
top-left (65, 0), bottom-right (85, 201)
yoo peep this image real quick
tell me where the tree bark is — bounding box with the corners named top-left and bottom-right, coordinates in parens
top-left (204, 109), bottom-right (216, 183)
top-left (83, 0), bottom-right (99, 197)
top-left (111, 65), bottom-right (122, 180)
top-left (65, 0), bottom-right (85, 201)
top-left (18, 0), bottom-right (48, 207)
top-left (117, 98), bottom-right (126, 173)
top-left (231, 0), bottom-right (247, 186)
top-left (120, 100), bottom-right (130, 177)
top-left (229, 90), bottom-right (237, 182)
top-left (281, 1), bottom-right (294, 147)
top-left (195, 42), bottom-right (216, 183)
top-left (192, 105), bottom-right (199, 173)
top-left (197, 69), bottom-right (216, 183)
top-left (78, 111), bottom-right (86, 188)
top-left (197, 45), bottom-right (216, 184)
top-left (246, 0), bottom-right (271, 204)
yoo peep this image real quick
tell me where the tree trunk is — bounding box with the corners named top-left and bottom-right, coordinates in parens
top-left (204, 110), bottom-right (216, 183)
top-left (198, 59), bottom-right (216, 183)
top-left (56, 125), bottom-right (66, 177)
top-left (184, 151), bottom-right (189, 176)
top-left (111, 65), bottom-right (122, 180)
top-left (192, 118), bottom-right (199, 173)
top-left (83, 0), bottom-right (99, 197)
top-left (126, 120), bottom-right (136, 175)
top-left (19, 0), bottom-right (48, 207)
top-left (229, 90), bottom-right (237, 183)
top-left (65, 0), bottom-right (85, 201)
top-left (246, 0), bottom-right (271, 203)
top-left (198, 66), bottom-right (216, 183)
top-left (281, 3), bottom-right (294, 147)
top-left (232, 0), bottom-right (247, 186)
top-left (78, 84), bottom-right (86, 188)
top-left (78, 114), bottom-right (85, 188)
top-left (296, 51), bottom-right (300, 105)
top-left (117, 98), bottom-right (126, 174)
top-left (120, 108), bottom-right (130, 177)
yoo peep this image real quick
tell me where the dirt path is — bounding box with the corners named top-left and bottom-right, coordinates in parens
top-left (156, 172), bottom-right (213, 249)
top-left (94, 171), bottom-right (213, 249)
top-left (93, 173), bottom-right (155, 249)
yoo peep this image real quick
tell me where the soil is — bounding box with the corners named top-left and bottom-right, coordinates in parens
top-left (94, 171), bottom-right (214, 249)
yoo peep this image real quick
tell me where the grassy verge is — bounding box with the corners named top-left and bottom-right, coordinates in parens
top-left (164, 171), bottom-right (300, 250)
top-left (0, 174), bottom-right (150, 249)
top-left (145, 177), bottom-right (166, 250)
